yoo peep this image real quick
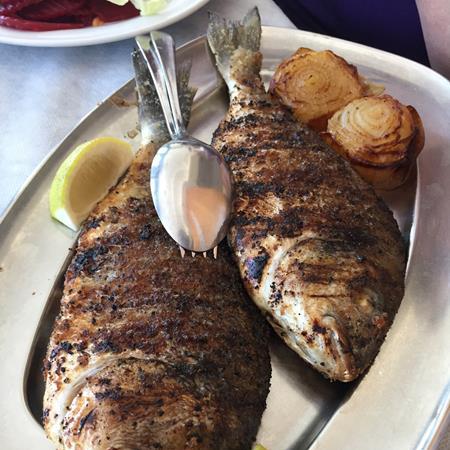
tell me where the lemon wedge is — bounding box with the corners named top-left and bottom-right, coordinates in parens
top-left (49, 137), bottom-right (133, 231)
top-left (253, 445), bottom-right (268, 450)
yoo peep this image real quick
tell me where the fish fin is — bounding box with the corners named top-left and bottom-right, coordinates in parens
top-left (207, 7), bottom-right (262, 90)
top-left (132, 51), bottom-right (197, 146)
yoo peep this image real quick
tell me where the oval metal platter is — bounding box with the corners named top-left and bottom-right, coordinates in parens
top-left (0, 27), bottom-right (449, 450)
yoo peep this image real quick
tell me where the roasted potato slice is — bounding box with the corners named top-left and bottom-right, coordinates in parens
top-left (270, 48), bottom-right (371, 131)
top-left (322, 95), bottom-right (425, 190)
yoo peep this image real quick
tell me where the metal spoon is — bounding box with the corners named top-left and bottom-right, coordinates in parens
top-left (135, 32), bottom-right (233, 254)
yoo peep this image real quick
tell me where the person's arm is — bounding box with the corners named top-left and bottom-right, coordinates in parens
top-left (416, 0), bottom-right (450, 79)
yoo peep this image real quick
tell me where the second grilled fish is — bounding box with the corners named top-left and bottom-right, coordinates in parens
top-left (43, 54), bottom-right (271, 449)
top-left (208, 9), bottom-right (406, 382)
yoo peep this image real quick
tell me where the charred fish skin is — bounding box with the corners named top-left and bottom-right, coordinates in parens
top-left (43, 52), bottom-right (271, 450)
top-left (208, 8), bottom-right (406, 382)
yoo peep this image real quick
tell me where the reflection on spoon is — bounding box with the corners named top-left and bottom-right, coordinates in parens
top-left (183, 185), bottom-right (229, 251)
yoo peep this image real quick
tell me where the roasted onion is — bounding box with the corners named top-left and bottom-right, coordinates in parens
top-left (322, 95), bottom-right (425, 190)
top-left (270, 48), bottom-right (372, 131)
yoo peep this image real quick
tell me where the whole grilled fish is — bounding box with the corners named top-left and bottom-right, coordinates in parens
top-left (43, 53), bottom-right (271, 449)
top-left (208, 9), bottom-right (406, 382)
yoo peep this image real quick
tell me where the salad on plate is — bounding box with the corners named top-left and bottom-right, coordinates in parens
top-left (0, 0), bottom-right (167, 31)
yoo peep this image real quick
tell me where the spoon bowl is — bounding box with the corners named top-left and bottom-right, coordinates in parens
top-left (151, 138), bottom-right (232, 252)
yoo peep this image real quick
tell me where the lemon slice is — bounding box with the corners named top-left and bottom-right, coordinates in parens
top-left (49, 137), bottom-right (133, 231)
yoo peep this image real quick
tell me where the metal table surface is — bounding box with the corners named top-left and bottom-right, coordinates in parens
top-left (0, 0), bottom-right (448, 448)
top-left (0, 0), bottom-right (294, 216)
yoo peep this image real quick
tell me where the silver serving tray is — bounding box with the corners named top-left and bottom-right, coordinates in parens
top-left (0, 27), bottom-right (449, 450)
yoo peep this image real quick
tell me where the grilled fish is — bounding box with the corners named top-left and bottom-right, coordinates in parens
top-left (207, 9), bottom-right (406, 382)
top-left (43, 53), bottom-right (271, 449)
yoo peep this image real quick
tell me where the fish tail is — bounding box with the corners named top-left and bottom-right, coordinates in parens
top-left (207, 7), bottom-right (263, 92)
top-left (132, 51), bottom-right (196, 146)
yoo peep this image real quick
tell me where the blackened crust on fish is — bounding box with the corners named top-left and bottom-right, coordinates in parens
top-left (211, 66), bottom-right (406, 381)
top-left (43, 143), bottom-right (271, 449)
top-left (245, 252), bottom-right (269, 283)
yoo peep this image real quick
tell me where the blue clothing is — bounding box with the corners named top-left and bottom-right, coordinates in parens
top-left (274, 0), bottom-right (430, 66)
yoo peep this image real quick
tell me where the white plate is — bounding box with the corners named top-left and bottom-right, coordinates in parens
top-left (0, 0), bottom-right (209, 47)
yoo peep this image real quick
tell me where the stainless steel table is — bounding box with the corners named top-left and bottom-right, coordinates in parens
top-left (0, 0), bottom-right (294, 216)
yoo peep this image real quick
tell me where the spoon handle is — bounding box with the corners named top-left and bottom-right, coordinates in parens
top-left (135, 32), bottom-right (186, 139)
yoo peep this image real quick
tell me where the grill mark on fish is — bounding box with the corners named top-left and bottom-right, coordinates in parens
top-left (245, 253), bottom-right (269, 282)
top-left (78, 409), bottom-right (96, 433)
